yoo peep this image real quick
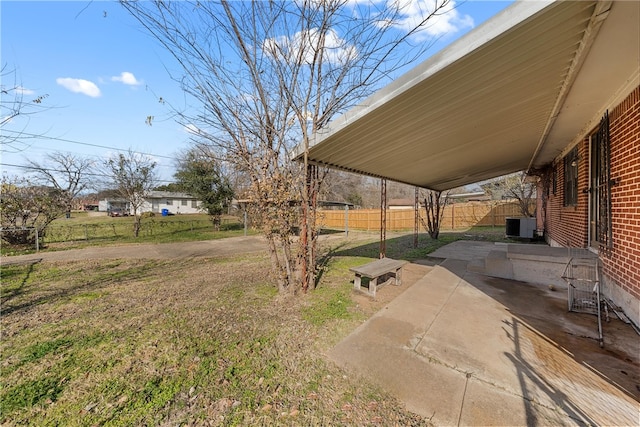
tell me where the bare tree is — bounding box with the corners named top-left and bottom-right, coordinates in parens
top-left (0, 175), bottom-right (66, 245)
top-left (121, 0), bottom-right (454, 293)
top-left (481, 172), bottom-right (536, 217)
top-left (321, 170), bottom-right (367, 207)
top-left (421, 190), bottom-right (450, 239)
top-left (24, 152), bottom-right (95, 218)
top-left (1, 64), bottom-right (50, 152)
top-left (531, 167), bottom-right (551, 232)
top-left (104, 150), bottom-right (157, 237)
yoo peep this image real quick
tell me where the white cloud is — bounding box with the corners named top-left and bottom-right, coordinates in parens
top-left (15, 86), bottom-right (35, 95)
top-left (377, 0), bottom-right (474, 40)
top-left (56, 77), bottom-right (101, 97)
top-left (183, 124), bottom-right (202, 135)
top-left (263, 28), bottom-right (357, 66)
top-left (111, 71), bottom-right (142, 86)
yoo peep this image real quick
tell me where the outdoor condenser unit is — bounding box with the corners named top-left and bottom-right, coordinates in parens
top-left (505, 217), bottom-right (536, 239)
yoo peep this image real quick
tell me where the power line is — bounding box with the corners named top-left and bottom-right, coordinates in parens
top-left (0, 144), bottom-right (176, 171)
top-left (1, 129), bottom-right (178, 161)
top-left (1, 161), bottom-right (107, 178)
top-left (0, 162), bottom-right (176, 184)
top-left (0, 145), bottom-right (175, 174)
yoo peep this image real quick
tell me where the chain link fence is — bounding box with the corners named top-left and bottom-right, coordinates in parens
top-left (1, 218), bottom-right (242, 251)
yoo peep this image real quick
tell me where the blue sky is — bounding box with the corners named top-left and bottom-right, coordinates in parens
top-left (1, 0), bottom-right (513, 185)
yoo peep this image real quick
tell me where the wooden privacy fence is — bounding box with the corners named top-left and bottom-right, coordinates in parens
top-left (318, 201), bottom-right (531, 232)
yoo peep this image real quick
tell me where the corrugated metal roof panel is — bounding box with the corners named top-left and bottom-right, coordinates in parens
top-left (296, 1), bottom-right (639, 191)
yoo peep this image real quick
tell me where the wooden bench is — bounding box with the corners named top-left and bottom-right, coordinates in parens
top-left (350, 258), bottom-right (408, 298)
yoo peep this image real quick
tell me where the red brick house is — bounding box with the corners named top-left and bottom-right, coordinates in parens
top-left (294, 1), bottom-right (639, 326)
top-left (540, 86), bottom-right (639, 326)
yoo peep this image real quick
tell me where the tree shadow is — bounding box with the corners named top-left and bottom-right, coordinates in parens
top-left (330, 234), bottom-right (417, 259)
top-left (502, 317), bottom-right (599, 425)
top-left (1, 259), bottom-right (42, 309)
top-left (1, 260), bottom-right (156, 317)
top-left (321, 232), bottom-right (640, 419)
top-left (314, 241), bottom-right (351, 289)
top-left (328, 232), bottom-right (470, 261)
top-left (469, 271), bottom-right (640, 398)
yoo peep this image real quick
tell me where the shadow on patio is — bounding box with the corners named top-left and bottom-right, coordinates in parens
top-left (329, 241), bottom-right (639, 426)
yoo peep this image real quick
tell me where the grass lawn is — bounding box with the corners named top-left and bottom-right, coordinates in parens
top-left (0, 227), bottom-right (513, 425)
top-left (1, 255), bottom-right (429, 425)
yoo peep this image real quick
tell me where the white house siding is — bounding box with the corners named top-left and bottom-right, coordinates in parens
top-left (140, 197), bottom-right (202, 215)
top-left (100, 192), bottom-right (203, 215)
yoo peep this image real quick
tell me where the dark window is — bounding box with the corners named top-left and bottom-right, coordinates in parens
top-left (191, 200), bottom-right (197, 208)
top-left (564, 147), bottom-right (578, 206)
top-left (593, 111), bottom-right (612, 248)
top-left (181, 200), bottom-right (187, 206)
top-left (166, 199), bottom-right (173, 205)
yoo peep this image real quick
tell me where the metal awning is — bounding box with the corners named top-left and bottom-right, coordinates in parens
top-left (293, 1), bottom-right (639, 191)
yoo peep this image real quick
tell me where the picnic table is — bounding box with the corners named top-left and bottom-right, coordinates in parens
top-left (350, 257), bottom-right (408, 298)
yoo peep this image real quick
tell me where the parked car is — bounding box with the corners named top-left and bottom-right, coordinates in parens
top-left (108, 208), bottom-right (128, 217)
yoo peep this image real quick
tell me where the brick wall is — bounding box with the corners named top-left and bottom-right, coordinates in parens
top-left (544, 138), bottom-right (590, 248)
top-left (543, 85), bottom-right (640, 325)
top-left (602, 86), bottom-right (640, 302)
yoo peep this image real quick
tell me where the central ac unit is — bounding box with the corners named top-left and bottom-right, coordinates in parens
top-left (506, 217), bottom-right (536, 239)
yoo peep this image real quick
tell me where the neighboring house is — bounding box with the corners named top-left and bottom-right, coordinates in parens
top-left (99, 191), bottom-right (203, 215)
top-left (98, 199), bottom-right (129, 214)
top-left (293, 2), bottom-right (639, 327)
top-left (142, 191), bottom-right (202, 215)
top-left (448, 192), bottom-right (491, 203)
top-left (388, 199), bottom-right (416, 210)
top-left (72, 197), bottom-right (99, 211)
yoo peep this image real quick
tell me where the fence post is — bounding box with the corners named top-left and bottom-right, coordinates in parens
top-left (35, 227), bottom-right (39, 252)
top-left (451, 204), bottom-right (455, 230)
top-left (244, 210), bottom-right (248, 236)
top-left (345, 204), bottom-right (349, 236)
top-left (492, 204), bottom-right (496, 227)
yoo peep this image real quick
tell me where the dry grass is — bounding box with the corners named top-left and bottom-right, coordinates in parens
top-left (1, 253), bottom-right (432, 426)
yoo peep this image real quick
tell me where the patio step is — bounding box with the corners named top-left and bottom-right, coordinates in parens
top-left (474, 244), bottom-right (597, 287)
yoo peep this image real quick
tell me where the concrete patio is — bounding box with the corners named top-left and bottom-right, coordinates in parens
top-left (330, 241), bottom-right (639, 426)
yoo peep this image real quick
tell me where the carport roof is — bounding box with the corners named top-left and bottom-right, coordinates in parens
top-left (293, 1), bottom-right (640, 191)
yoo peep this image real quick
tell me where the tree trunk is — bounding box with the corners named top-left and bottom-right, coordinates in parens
top-left (266, 233), bottom-right (295, 294)
top-left (300, 164), bottom-right (319, 292)
top-left (421, 191), bottom-right (448, 239)
top-left (133, 217), bottom-right (141, 237)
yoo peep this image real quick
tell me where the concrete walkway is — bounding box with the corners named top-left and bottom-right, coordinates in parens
top-left (330, 243), bottom-right (640, 426)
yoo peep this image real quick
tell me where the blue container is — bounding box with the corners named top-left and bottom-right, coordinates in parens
top-left (161, 209), bottom-right (169, 216)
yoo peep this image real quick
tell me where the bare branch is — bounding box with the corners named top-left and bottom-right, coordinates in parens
top-left (1, 64), bottom-right (52, 152)
top-left (103, 149), bottom-right (157, 237)
top-left (22, 152), bottom-right (95, 216)
top-left (121, 0), bottom-right (454, 291)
